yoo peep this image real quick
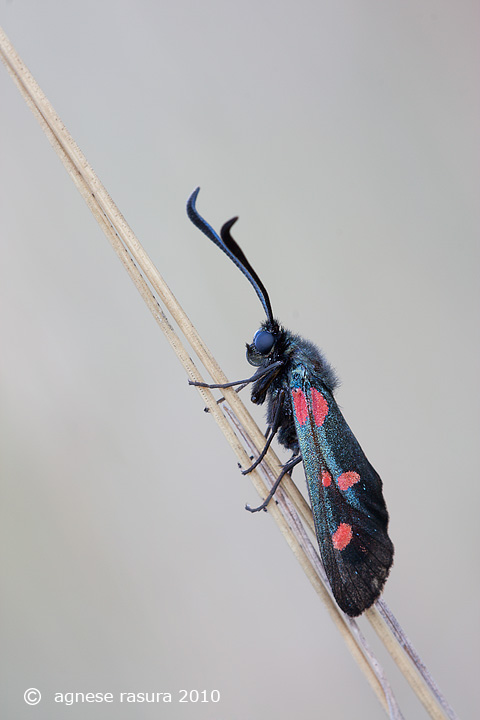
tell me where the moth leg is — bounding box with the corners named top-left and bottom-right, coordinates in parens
top-left (245, 455), bottom-right (302, 513)
top-left (241, 390), bottom-right (286, 474)
top-left (213, 381), bottom-right (250, 408)
top-left (188, 360), bottom-right (284, 390)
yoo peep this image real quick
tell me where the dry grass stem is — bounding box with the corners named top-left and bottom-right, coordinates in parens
top-left (0, 24), bottom-right (457, 720)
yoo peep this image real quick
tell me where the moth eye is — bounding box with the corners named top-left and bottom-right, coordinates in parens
top-left (253, 330), bottom-right (275, 354)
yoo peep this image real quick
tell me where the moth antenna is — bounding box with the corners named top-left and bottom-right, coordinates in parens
top-left (187, 188), bottom-right (274, 323)
top-left (220, 218), bottom-right (274, 323)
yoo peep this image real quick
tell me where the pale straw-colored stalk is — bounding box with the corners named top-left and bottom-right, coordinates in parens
top-left (0, 26), bottom-right (458, 720)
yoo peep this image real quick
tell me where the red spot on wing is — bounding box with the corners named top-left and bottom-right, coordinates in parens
top-left (292, 389), bottom-right (308, 425)
top-left (321, 471), bottom-right (332, 487)
top-left (332, 523), bottom-right (353, 551)
top-left (311, 388), bottom-right (328, 426)
top-left (337, 471), bottom-right (361, 491)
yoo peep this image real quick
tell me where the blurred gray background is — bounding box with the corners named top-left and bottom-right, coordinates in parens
top-left (1, 2), bottom-right (478, 718)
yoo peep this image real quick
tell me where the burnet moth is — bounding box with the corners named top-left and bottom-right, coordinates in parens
top-left (187, 188), bottom-right (394, 616)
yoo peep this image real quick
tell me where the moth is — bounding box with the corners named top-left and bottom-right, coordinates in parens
top-left (187, 188), bottom-right (393, 616)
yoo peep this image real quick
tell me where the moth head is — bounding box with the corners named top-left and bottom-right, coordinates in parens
top-left (246, 327), bottom-right (277, 366)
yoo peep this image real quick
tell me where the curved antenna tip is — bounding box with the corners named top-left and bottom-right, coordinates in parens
top-left (187, 186), bottom-right (200, 207)
top-left (221, 216), bottom-right (239, 233)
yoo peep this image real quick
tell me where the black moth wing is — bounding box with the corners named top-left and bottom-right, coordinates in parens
top-left (289, 369), bottom-right (393, 616)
